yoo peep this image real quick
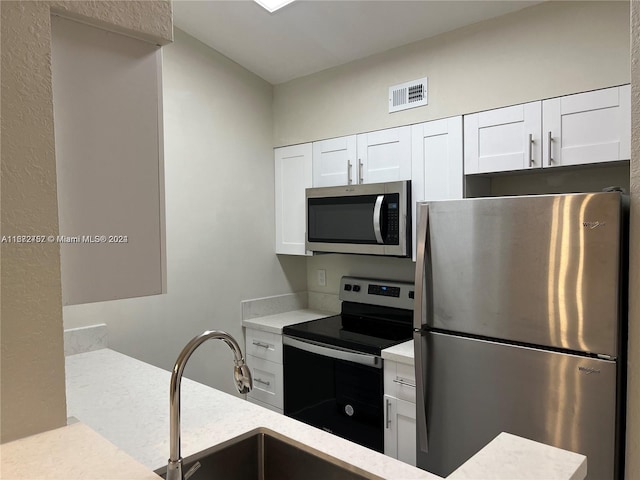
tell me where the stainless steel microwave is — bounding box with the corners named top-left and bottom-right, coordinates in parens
top-left (305, 180), bottom-right (411, 257)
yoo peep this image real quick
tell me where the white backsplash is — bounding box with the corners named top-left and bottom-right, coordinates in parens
top-left (64, 324), bottom-right (108, 356)
top-left (241, 292), bottom-right (308, 320)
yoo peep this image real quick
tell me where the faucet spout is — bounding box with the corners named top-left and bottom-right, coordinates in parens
top-left (166, 330), bottom-right (252, 480)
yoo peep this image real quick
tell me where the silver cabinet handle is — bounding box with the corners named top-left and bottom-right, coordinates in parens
top-left (347, 160), bottom-right (353, 185)
top-left (252, 341), bottom-right (270, 349)
top-left (528, 133), bottom-right (534, 167)
top-left (393, 377), bottom-right (416, 388)
top-left (548, 131), bottom-right (554, 165)
top-left (254, 378), bottom-right (270, 386)
top-left (373, 195), bottom-right (384, 244)
top-left (358, 159), bottom-right (364, 184)
top-left (385, 398), bottom-right (392, 429)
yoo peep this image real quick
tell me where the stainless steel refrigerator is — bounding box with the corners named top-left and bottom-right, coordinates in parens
top-left (413, 192), bottom-right (627, 480)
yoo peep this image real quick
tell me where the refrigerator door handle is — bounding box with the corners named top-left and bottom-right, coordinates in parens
top-left (414, 332), bottom-right (429, 453)
top-left (413, 203), bottom-right (429, 330)
top-left (413, 203), bottom-right (431, 454)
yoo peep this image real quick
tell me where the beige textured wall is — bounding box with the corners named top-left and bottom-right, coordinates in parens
top-left (0, 0), bottom-right (172, 444)
top-left (627, 2), bottom-right (639, 478)
top-left (274, 1), bottom-right (630, 147)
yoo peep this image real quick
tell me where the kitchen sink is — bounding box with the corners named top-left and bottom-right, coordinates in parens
top-left (154, 427), bottom-right (382, 480)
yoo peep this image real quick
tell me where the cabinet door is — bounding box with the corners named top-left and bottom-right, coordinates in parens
top-left (357, 126), bottom-right (411, 184)
top-left (464, 102), bottom-right (542, 174)
top-left (542, 85), bottom-right (631, 168)
top-left (411, 117), bottom-right (463, 260)
top-left (275, 144), bottom-right (312, 255)
top-left (312, 136), bottom-right (357, 187)
top-left (383, 395), bottom-right (417, 466)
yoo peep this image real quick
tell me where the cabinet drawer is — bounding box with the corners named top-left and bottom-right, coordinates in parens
top-left (246, 355), bottom-right (283, 409)
top-left (245, 329), bottom-right (283, 364)
top-left (384, 360), bottom-right (416, 403)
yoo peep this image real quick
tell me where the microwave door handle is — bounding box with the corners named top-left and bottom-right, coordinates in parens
top-left (373, 195), bottom-right (384, 244)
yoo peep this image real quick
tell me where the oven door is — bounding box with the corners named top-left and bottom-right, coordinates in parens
top-left (283, 336), bottom-right (384, 452)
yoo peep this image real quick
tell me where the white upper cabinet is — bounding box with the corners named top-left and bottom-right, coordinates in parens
top-left (542, 85), bottom-right (631, 168)
top-left (464, 85), bottom-right (631, 175)
top-left (464, 102), bottom-right (542, 174)
top-left (312, 126), bottom-right (411, 187)
top-left (356, 126), bottom-right (412, 184)
top-left (411, 116), bottom-right (463, 259)
top-left (275, 144), bottom-right (312, 255)
top-left (312, 135), bottom-right (357, 187)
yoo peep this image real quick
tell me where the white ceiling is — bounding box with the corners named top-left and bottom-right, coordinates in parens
top-left (173, 0), bottom-right (540, 85)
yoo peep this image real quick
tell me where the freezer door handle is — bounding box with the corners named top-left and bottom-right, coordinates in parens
top-left (414, 332), bottom-right (429, 453)
top-left (413, 203), bottom-right (430, 330)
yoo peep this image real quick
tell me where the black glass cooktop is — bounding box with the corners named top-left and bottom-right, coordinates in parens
top-left (283, 302), bottom-right (413, 355)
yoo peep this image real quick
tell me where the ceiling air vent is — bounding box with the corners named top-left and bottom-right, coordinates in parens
top-left (388, 77), bottom-right (428, 113)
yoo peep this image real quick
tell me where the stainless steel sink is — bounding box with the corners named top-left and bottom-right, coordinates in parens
top-left (154, 427), bottom-right (383, 480)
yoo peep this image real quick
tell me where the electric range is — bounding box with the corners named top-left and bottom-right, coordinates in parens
top-left (282, 276), bottom-right (415, 453)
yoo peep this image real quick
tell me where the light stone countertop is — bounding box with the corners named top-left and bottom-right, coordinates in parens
top-left (242, 308), bottom-right (332, 334)
top-left (448, 432), bottom-right (588, 480)
top-left (0, 422), bottom-right (161, 480)
top-left (60, 348), bottom-right (586, 480)
top-left (381, 339), bottom-right (415, 365)
top-left (65, 348), bottom-right (437, 480)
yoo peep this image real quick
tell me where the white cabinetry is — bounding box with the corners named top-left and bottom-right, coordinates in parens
top-left (312, 126), bottom-right (411, 187)
top-left (464, 102), bottom-right (542, 174)
top-left (411, 116), bottom-right (463, 259)
top-left (464, 85), bottom-right (630, 175)
top-left (245, 328), bottom-right (284, 413)
top-left (312, 136), bottom-right (357, 187)
top-left (383, 360), bottom-right (416, 466)
top-left (275, 144), bottom-right (312, 256)
top-left (542, 85), bottom-right (631, 168)
top-left (356, 127), bottom-right (412, 184)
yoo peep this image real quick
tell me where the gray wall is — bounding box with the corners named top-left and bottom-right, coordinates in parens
top-left (62, 29), bottom-right (307, 396)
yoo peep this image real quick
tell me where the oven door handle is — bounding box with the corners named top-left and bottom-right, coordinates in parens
top-left (283, 336), bottom-right (382, 369)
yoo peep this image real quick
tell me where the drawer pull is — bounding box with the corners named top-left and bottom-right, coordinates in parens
top-left (254, 378), bottom-right (271, 387)
top-left (393, 377), bottom-right (416, 388)
top-left (252, 341), bottom-right (271, 349)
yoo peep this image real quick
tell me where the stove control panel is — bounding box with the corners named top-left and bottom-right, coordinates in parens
top-left (340, 276), bottom-right (415, 310)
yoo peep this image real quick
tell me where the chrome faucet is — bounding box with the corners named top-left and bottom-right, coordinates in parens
top-left (166, 330), bottom-right (252, 480)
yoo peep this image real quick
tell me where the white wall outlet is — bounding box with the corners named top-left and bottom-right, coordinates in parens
top-left (317, 269), bottom-right (326, 287)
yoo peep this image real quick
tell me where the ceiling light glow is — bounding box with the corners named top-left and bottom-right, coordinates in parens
top-left (254, 0), bottom-right (296, 13)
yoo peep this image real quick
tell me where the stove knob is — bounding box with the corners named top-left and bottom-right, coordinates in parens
top-left (352, 285), bottom-right (361, 292)
top-left (345, 404), bottom-right (354, 417)
top-left (344, 284), bottom-right (352, 291)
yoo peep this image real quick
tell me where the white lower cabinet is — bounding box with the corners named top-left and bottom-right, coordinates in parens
top-left (245, 328), bottom-right (284, 414)
top-left (246, 355), bottom-right (283, 411)
top-left (384, 394), bottom-right (417, 467)
top-left (383, 360), bottom-right (417, 466)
